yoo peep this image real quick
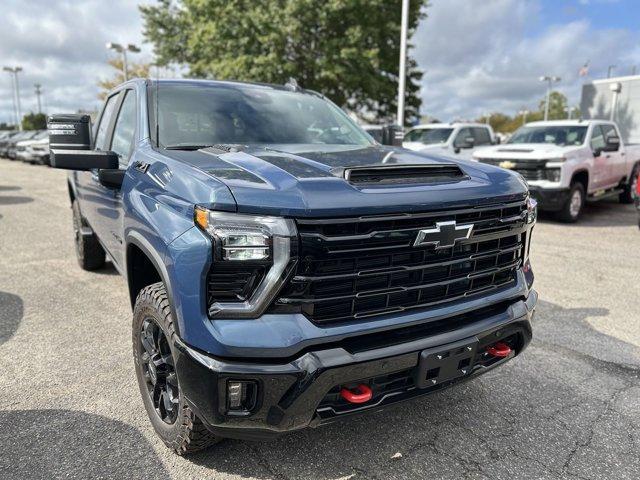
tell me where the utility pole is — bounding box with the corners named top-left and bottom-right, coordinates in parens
top-left (106, 43), bottom-right (141, 82)
top-left (34, 83), bottom-right (43, 114)
top-left (3, 66), bottom-right (23, 130)
top-left (518, 109), bottom-right (529, 125)
top-left (539, 76), bottom-right (561, 121)
top-left (607, 65), bottom-right (616, 78)
top-left (396, 0), bottom-right (409, 127)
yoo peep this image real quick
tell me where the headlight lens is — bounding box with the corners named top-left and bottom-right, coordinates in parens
top-left (526, 196), bottom-right (538, 224)
top-left (195, 208), bottom-right (297, 318)
top-left (545, 168), bottom-right (561, 182)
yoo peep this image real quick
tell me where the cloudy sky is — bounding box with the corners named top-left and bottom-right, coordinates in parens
top-left (1, 0), bottom-right (639, 125)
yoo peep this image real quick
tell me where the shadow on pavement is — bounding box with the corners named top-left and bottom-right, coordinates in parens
top-left (0, 185), bottom-right (21, 192)
top-left (187, 300), bottom-right (640, 479)
top-left (537, 201), bottom-right (637, 228)
top-left (0, 291), bottom-right (23, 346)
top-left (94, 261), bottom-right (120, 277)
top-left (0, 195), bottom-right (34, 206)
top-left (0, 409), bottom-right (169, 480)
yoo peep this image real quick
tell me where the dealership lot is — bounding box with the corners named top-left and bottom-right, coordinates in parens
top-left (0, 158), bottom-right (638, 480)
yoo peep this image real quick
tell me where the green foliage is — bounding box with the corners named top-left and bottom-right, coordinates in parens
top-left (140, 0), bottom-right (427, 125)
top-left (0, 122), bottom-right (16, 131)
top-left (22, 112), bottom-right (47, 130)
top-left (477, 91), bottom-right (578, 134)
top-left (98, 58), bottom-right (151, 99)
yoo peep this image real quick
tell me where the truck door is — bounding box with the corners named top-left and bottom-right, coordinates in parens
top-left (589, 125), bottom-right (610, 190)
top-left (74, 91), bottom-right (121, 258)
top-left (87, 89), bottom-right (137, 268)
top-left (600, 123), bottom-right (626, 187)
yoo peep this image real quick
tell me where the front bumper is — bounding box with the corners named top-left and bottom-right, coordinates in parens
top-left (528, 186), bottom-right (570, 212)
top-left (174, 291), bottom-right (536, 441)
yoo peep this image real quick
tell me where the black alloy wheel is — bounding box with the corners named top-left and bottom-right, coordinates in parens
top-left (139, 318), bottom-right (180, 424)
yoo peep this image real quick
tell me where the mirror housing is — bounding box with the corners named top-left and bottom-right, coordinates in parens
top-left (50, 149), bottom-right (119, 171)
top-left (603, 135), bottom-right (620, 152)
top-left (47, 114), bottom-right (92, 151)
top-left (381, 124), bottom-right (404, 146)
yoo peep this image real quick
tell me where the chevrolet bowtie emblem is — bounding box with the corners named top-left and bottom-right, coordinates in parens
top-left (414, 221), bottom-right (474, 249)
top-left (499, 160), bottom-right (516, 169)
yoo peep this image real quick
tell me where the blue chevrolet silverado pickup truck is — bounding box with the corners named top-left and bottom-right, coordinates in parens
top-left (48, 78), bottom-right (537, 454)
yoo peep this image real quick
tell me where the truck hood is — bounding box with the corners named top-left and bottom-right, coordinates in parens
top-left (473, 143), bottom-right (580, 160)
top-left (163, 144), bottom-right (527, 217)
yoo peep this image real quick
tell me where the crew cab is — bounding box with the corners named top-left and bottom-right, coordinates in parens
top-left (48, 79), bottom-right (537, 454)
top-left (403, 123), bottom-right (496, 160)
top-left (473, 120), bottom-right (640, 222)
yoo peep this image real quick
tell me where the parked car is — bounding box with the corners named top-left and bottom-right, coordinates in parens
top-left (403, 123), bottom-right (496, 160)
top-left (6, 130), bottom-right (40, 160)
top-left (473, 120), bottom-right (640, 222)
top-left (0, 130), bottom-right (21, 157)
top-left (49, 78), bottom-right (537, 455)
top-left (16, 130), bottom-right (49, 164)
top-left (634, 169), bottom-right (640, 228)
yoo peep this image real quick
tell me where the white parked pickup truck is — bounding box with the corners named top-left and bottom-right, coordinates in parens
top-left (472, 120), bottom-right (640, 222)
top-left (403, 123), bottom-right (496, 160)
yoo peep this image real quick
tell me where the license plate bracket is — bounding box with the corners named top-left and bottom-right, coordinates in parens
top-left (414, 337), bottom-right (478, 389)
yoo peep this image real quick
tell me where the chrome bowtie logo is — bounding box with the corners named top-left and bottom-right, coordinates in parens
top-left (414, 221), bottom-right (474, 249)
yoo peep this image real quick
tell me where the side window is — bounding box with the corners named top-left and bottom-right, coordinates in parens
top-left (600, 124), bottom-right (616, 140)
top-left (454, 128), bottom-right (473, 147)
top-left (473, 127), bottom-right (492, 146)
top-left (110, 90), bottom-right (137, 164)
top-left (590, 125), bottom-right (605, 151)
top-left (94, 94), bottom-right (119, 151)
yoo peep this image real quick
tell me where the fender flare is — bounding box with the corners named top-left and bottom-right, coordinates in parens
top-left (125, 231), bottom-right (182, 337)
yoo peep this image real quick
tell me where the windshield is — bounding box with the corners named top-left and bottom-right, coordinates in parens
top-left (152, 83), bottom-right (373, 148)
top-left (508, 126), bottom-right (587, 146)
top-left (404, 127), bottom-right (454, 145)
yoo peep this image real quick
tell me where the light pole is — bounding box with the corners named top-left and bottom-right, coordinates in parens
top-left (34, 83), bottom-right (43, 114)
top-left (396, 0), bottom-right (409, 127)
top-left (3, 66), bottom-right (23, 130)
top-left (607, 65), bottom-right (616, 78)
top-left (539, 75), bottom-right (561, 121)
top-left (106, 42), bottom-right (141, 82)
top-left (518, 109), bottom-right (529, 126)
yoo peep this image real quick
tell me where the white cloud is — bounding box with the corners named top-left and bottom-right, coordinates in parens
top-left (412, 0), bottom-right (640, 121)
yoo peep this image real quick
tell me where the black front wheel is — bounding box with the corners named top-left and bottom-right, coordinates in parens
top-left (556, 182), bottom-right (585, 223)
top-left (619, 164), bottom-right (639, 204)
top-left (133, 282), bottom-right (221, 454)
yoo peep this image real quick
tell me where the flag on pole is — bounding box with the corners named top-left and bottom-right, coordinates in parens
top-left (579, 61), bottom-right (590, 77)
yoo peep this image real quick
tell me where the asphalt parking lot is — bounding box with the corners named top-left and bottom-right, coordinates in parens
top-left (0, 158), bottom-right (638, 480)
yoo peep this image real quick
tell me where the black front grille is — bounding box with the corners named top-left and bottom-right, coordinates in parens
top-left (277, 201), bottom-right (528, 324)
top-left (478, 158), bottom-right (549, 181)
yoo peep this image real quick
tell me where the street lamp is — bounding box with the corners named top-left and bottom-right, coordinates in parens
top-left (518, 109), bottom-right (530, 126)
top-left (3, 66), bottom-right (23, 130)
top-left (106, 42), bottom-right (141, 82)
top-left (539, 75), bottom-right (561, 121)
top-left (396, 0), bottom-right (409, 127)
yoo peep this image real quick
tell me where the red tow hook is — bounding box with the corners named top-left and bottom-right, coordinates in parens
top-left (487, 342), bottom-right (512, 358)
top-left (340, 384), bottom-right (373, 404)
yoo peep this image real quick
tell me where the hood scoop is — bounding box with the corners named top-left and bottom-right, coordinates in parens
top-left (341, 164), bottom-right (466, 186)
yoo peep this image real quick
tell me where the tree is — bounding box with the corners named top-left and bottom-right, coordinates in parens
top-left (539, 91), bottom-right (568, 120)
top-left (98, 58), bottom-right (151, 98)
top-left (140, 0), bottom-right (427, 125)
top-left (0, 122), bottom-right (16, 131)
top-left (22, 112), bottom-right (47, 130)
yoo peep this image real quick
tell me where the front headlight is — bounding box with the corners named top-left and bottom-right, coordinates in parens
top-left (526, 196), bottom-right (537, 224)
top-left (195, 208), bottom-right (297, 318)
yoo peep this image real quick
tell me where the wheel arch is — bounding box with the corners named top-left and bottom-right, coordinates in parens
top-left (571, 169), bottom-right (589, 192)
top-left (126, 232), bottom-right (181, 336)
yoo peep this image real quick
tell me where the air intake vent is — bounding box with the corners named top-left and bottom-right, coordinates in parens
top-left (344, 165), bottom-right (466, 186)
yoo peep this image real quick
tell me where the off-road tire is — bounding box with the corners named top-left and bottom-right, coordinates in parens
top-left (619, 163), bottom-right (639, 204)
top-left (133, 282), bottom-right (222, 455)
top-left (556, 182), bottom-right (585, 223)
top-left (72, 200), bottom-right (105, 270)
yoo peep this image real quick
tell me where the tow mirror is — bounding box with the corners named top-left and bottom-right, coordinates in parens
top-left (603, 135), bottom-right (620, 152)
top-left (50, 149), bottom-right (119, 171)
top-left (47, 114), bottom-right (92, 151)
top-left (381, 124), bottom-right (404, 146)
